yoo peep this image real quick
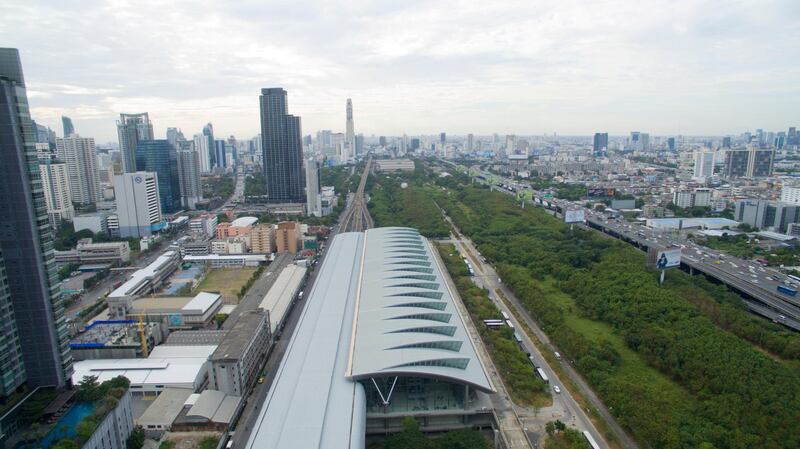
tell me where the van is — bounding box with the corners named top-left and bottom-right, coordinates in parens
top-left (554, 351), bottom-right (561, 360)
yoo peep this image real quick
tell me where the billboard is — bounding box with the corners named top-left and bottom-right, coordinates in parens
top-left (611, 199), bottom-right (636, 209)
top-left (517, 190), bottom-right (533, 201)
top-left (648, 247), bottom-right (681, 269)
top-left (564, 209), bottom-right (585, 224)
top-left (588, 187), bottom-right (616, 198)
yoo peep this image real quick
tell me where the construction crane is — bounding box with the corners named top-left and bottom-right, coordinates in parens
top-left (138, 309), bottom-right (149, 358)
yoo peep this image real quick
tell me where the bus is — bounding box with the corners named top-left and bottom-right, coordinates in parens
top-left (582, 431), bottom-right (601, 449)
top-left (483, 319), bottom-right (505, 329)
top-left (536, 367), bottom-right (549, 384)
top-left (513, 331), bottom-right (523, 345)
top-left (788, 274), bottom-right (800, 284)
top-left (777, 285), bottom-right (798, 297)
top-left (501, 311), bottom-right (510, 320)
top-left (506, 320), bottom-right (515, 330)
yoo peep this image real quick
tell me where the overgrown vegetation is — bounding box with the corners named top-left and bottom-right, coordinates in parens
top-left (433, 180), bottom-right (800, 449)
top-left (437, 243), bottom-right (550, 407)
top-left (203, 174), bottom-right (234, 200)
top-left (367, 173), bottom-right (449, 238)
top-left (545, 421), bottom-right (590, 449)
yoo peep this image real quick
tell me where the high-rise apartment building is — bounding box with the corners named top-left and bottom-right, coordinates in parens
top-left (275, 221), bottom-right (299, 253)
top-left (61, 115), bottom-right (74, 137)
top-left (723, 149), bottom-right (749, 178)
top-left (780, 186), bottom-right (800, 205)
top-left (117, 112), bottom-right (154, 172)
top-left (56, 135), bottom-right (100, 205)
top-left (259, 88), bottom-right (305, 204)
top-left (305, 158), bottom-right (321, 217)
top-left (135, 140), bottom-right (181, 214)
top-left (203, 123), bottom-right (215, 169)
top-left (345, 98), bottom-right (355, 155)
top-left (0, 48), bottom-right (72, 393)
top-left (692, 151), bottom-right (715, 181)
top-left (193, 133), bottom-right (211, 173)
top-left (38, 154), bottom-right (75, 227)
top-left (113, 172), bottom-right (165, 237)
top-left (249, 223), bottom-right (275, 254)
top-left (747, 147), bottom-right (774, 178)
top-left (176, 141), bottom-right (202, 209)
top-left (593, 132), bottom-right (608, 156)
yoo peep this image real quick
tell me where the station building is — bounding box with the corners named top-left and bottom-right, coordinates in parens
top-left (244, 227), bottom-right (495, 449)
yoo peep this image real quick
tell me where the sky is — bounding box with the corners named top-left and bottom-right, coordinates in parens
top-left (2, 0), bottom-right (798, 143)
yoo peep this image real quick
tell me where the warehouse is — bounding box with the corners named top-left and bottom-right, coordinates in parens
top-left (257, 264), bottom-right (307, 333)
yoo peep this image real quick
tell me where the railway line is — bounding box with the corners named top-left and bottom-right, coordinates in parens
top-left (339, 157), bottom-right (374, 233)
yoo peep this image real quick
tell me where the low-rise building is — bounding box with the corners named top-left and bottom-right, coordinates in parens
top-left (249, 223), bottom-right (274, 253)
top-left (77, 239), bottom-right (131, 264)
top-left (209, 311), bottom-right (271, 396)
top-left (275, 221), bottom-right (300, 254)
top-left (108, 250), bottom-right (181, 299)
top-left (189, 213), bottom-right (218, 238)
top-left (124, 292), bottom-right (223, 329)
top-left (182, 254), bottom-right (267, 267)
top-left (374, 159), bottom-right (415, 172)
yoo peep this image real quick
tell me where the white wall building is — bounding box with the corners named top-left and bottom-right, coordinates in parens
top-left (193, 133), bottom-right (211, 173)
top-left (781, 186), bottom-right (800, 205)
top-left (113, 172), bottom-right (165, 238)
top-left (305, 157), bottom-right (321, 216)
top-left (38, 158), bottom-right (74, 227)
top-left (693, 151), bottom-right (715, 182)
top-left (56, 135), bottom-right (101, 205)
top-left (177, 145), bottom-right (202, 209)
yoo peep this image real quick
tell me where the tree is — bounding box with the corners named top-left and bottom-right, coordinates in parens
top-left (52, 439), bottom-right (79, 449)
top-left (76, 375), bottom-right (101, 401)
top-left (126, 427), bottom-right (145, 449)
top-left (384, 417), bottom-right (435, 449)
top-left (554, 420), bottom-right (566, 432)
top-left (545, 421), bottom-right (556, 436)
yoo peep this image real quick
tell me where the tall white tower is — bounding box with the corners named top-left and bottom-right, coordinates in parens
top-left (345, 98), bottom-right (355, 158)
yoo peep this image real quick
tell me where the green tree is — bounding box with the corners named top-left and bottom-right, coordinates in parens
top-left (52, 439), bottom-right (80, 449)
top-left (545, 421), bottom-right (556, 436)
top-left (126, 427), bottom-right (145, 449)
top-left (384, 417), bottom-right (435, 449)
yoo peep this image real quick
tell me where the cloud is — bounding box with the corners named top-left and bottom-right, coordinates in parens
top-left (1, 0), bottom-right (797, 142)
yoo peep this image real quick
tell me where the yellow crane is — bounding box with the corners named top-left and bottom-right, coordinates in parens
top-left (138, 308), bottom-right (149, 358)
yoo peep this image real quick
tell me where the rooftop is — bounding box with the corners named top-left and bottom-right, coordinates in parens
top-left (257, 264), bottom-right (307, 332)
top-left (109, 250), bottom-right (179, 298)
top-left (230, 216), bottom-right (258, 228)
top-left (209, 311), bottom-right (268, 362)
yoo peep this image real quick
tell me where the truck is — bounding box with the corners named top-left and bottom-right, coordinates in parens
top-left (777, 285), bottom-right (798, 297)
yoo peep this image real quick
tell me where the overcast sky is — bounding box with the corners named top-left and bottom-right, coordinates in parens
top-left (2, 0), bottom-right (798, 143)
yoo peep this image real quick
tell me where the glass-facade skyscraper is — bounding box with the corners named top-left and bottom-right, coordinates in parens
top-left (259, 88), bottom-right (305, 204)
top-left (61, 115), bottom-right (74, 137)
top-left (0, 48), bottom-right (72, 396)
top-left (117, 112), bottom-right (154, 173)
top-left (135, 139), bottom-right (181, 213)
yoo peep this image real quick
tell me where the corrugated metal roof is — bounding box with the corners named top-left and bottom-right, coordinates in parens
top-left (258, 264), bottom-right (307, 332)
top-left (244, 232), bottom-right (366, 449)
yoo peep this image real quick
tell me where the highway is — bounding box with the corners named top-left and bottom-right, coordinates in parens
top-left (476, 171), bottom-right (800, 331)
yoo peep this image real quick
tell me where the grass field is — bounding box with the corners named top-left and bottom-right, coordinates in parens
top-left (194, 267), bottom-right (258, 303)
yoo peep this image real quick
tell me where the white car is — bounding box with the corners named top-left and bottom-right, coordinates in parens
top-left (553, 385), bottom-right (561, 394)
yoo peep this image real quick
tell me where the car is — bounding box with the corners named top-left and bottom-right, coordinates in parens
top-left (553, 385), bottom-right (561, 394)
top-left (257, 376), bottom-right (265, 384)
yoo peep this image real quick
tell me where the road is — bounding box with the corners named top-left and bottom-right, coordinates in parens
top-left (477, 170), bottom-right (800, 330)
top-left (440, 214), bottom-right (633, 449)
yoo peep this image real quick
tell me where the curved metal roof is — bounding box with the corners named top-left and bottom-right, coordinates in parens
top-left (347, 227), bottom-right (494, 393)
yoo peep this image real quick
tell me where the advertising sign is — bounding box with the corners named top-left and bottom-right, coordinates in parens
top-left (648, 247), bottom-right (681, 269)
top-left (564, 209), bottom-right (586, 224)
top-left (587, 187), bottom-right (616, 198)
top-left (517, 190), bottom-right (533, 201)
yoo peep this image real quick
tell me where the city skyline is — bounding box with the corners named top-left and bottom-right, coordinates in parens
top-left (1, 0), bottom-right (798, 141)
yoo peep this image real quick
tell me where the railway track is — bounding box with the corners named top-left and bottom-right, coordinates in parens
top-left (339, 157), bottom-right (374, 233)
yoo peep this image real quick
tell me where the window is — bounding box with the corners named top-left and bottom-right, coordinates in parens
top-left (389, 341), bottom-right (463, 352)
top-left (388, 274), bottom-right (437, 282)
top-left (387, 301), bottom-right (447, 311)
top-left (388, 291), bottom-right (444, 300)
top-left (390, 358), bottom-right (471, 370)
top-left (388, 326), bottom-right (456, 337)
top-left (388, 313), bottom-right (452, 323)
top-left (387, 267), bottom-right (434, 274)
top-left (389, 282), bottom-right (440, 291)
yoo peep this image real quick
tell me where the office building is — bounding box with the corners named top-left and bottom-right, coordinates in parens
top-left (466, 133), bottom-right (474, 152)
top-left (61, 115), bottom-right (74, 137)
top-left (56, 135), bottom-right (101, 205)
top-left (305, 158), bottom-right (322, 217)
top-left (275, 221), bottom-right (300, 253)
top-left (593, 132), bottom-right (608, 156)
top-left (38, 156), bottom-right (75, 227)
top-left (355, 134), bottom-right (364, 156)
top-left (781, 186), bottom-right (800, 205)
top-left (193, 133), bottom-right (211, 173)
top-left (135, 140), bottom-right (181, 213)
top-left (788, 127), bottom-right (797, 147)
top-left (735, 200), bottom-right (800, 233)
top-left (747, 147), bottom-right (774, 177)
top-left (176, 142), bottom-right (202, 209)
top-left (76, 240), bottom-right (131, 264)
top-left (249, 223), bottom-right (274, 253)
top-left (440, 132), bottom-right (446, 145)
top-left (346, 98), bottom-right (355, 155)
top-left (202, 123), bottom-right (215, 169)
top-left (117, 112), bottom-right (154, 173)
top-left (692, 151), bottom-right (714, 181)
top-left (378, 136), bottom-right (386, 147)
top-left (113, 172), bottom-right (165, 237)
top-left (260, 88), bottom-right (305, 204)
top-left (723, 147), bottom-right (774, 178)
top-left (166, 127), bottom-right (184, 149)
top-left (673, 188), bottom-right (711, 208)
top-left (0, 48), bottom-right (73, 394)
top-left (667, 137), bottom-right (676, 151)
top-left (722, 136), bottom-right (732, 148)
top-left (214, 139), bottom-right (226, 169)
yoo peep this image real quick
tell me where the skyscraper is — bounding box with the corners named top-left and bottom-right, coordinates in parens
top-left (214, 139), bottom-right (227, 169)
top-left (135, 140), bottom-right (181, 213)
top-left (38, 147), bottom-right (75, 227)
top-left (722, 136), bottom-right (732, 148)
top-left (56, 135), bottom-right (100, 205)
top-left (113, 172), bottom-right (164, 237)
top-left (203, 123), bottom-right (216, 168)
top-left (440, 132), bottom-right (446, 145)
top-left (176, 141), bottom-right (202, 209)
top-left (667, 137), bottom-right (676, 152)
top-left (593, 132), bottom-right (608, 156)
top-left (723, 149), bottom-right (749, 178)
top-left (693, 151), bottom-right (715, 182)
top-left (345, 98), bottom-right (355, 156)
top-left (117, 112), bottom-right (154, 173)
top-left (747, 147), bottom-right (774, 178)
top-left (0, 48), bottom-right (72, 393)
top-left (355, 134), bottom-right (364, 156)
top-left (193, 133), bottom-right (211, 173)
top-left (61, 115), bottom-right (74, 137)
top-left (305, 157), bottom-right (321, 217)
top-left (166, 127), bottom-right (185, 149)
top-left (467, 133), bottom-right (474, 152)
top-left (259, 88), bottom-right (305, 204)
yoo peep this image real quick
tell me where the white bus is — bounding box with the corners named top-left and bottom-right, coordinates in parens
top-left (582, 431), bottom-right (601, 449)
top-left (506, 320), bottom-right (515, 329)
top-left (501, 311), bottom-right (510, 320)
top-left (483, 319), bottom-right (504, 329)
top-left (536, 367), bottom-right (549, 384)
